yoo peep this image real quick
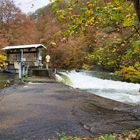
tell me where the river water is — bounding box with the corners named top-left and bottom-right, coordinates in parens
top-left (56, 71), bottom-right (140, 105)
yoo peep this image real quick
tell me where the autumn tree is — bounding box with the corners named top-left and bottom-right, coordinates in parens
top-left (48, 0), bottom-right (140, 71)
top-left (0, 0), bottom-right (21, 23)
top-left (33, 5), bottom-right (93, 69)
top-left (0, 0), bottom-right (20, 47)
top-left (0, 0), bottom-right (38, 48)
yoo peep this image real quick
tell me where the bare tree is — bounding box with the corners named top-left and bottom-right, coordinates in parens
top-left (0, 0), bottom-right (21, 24)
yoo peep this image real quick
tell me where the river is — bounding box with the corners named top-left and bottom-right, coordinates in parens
top-left (56, 70), bottom-right (140, 105)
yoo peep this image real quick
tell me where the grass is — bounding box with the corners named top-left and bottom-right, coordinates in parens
top-left (50, 129), bottom-right (140, 140)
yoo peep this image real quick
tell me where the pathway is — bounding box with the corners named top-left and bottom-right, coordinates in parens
top-left (0, 82), bottom-right (140, 140)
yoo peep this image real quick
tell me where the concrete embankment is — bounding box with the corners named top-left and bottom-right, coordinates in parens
top-left (0, 80), bottom-right (140, 140)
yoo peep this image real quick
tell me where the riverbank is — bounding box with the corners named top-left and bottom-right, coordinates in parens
top-left (0, 81), bottom-right (140, 140)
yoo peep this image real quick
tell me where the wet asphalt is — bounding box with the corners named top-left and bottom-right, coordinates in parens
top-left (0, 82), bottom-right (140, 140)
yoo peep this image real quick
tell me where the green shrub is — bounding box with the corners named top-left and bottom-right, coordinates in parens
top-left (116, 66), bottom-right (140, 83)
top-left (98, 134), bottom-right (116, 140)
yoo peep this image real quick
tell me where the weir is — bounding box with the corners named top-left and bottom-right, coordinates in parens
top-left (56, 71), bottom-right (140, 105)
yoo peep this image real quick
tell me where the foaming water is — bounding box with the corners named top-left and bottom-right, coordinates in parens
top-left (56, 71), bottom-right (140, 105)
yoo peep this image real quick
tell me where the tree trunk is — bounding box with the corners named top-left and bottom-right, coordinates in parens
top-left (133, 0), bottom-right (140, 22)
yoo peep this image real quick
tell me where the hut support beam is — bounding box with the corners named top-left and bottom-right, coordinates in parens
top-left (19, 49), bottom-right (23, 80)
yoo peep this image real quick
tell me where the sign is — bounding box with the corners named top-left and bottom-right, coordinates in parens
top-left (46, 55), bottom-right (51, 69)
top-left (46, 55), bottom-right (51, 63)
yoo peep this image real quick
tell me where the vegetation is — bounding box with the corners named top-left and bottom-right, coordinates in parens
top-left (0, 0), bottom-right (140, 139)
top-left (0, 54), bottom-right (7, 69)
top-left (50, 128), bottom-right (140, 140)
top-left (0, 0), bottom-right (140, 82)
top-left (116, 66), bottom-right (140, 83)
top-left (21, 74), bottom-right (28, 81)
top-left (49, 0), bottom-right (140, 71)
top-left (0, 0), bottom-right (38, 48)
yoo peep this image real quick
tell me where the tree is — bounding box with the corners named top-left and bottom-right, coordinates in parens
top-left (0, 0), bottom-right (21, 24)
top-left (0, 0), bottom-right (38, 48)
top-left (48, 0), bottom-right (140, 71)
top-left (50, 0), bottom-right (139, 35)
top-left (133, 0), bottom-right (140, 21)
top-left (0, 0), bottom-right (21, 47)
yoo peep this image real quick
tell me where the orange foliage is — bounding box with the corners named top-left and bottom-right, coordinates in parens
top-left (0, 0), bottom-right (39, 49)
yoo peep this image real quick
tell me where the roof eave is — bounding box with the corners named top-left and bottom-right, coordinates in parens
top-left (2, 44), bottom-right (47, 50)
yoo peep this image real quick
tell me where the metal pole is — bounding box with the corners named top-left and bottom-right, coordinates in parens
top-left (19, 62), bottom-right (22, 79)
top-left (19, 49), bottom-right (23, 80)
top-left (46, 63), bottom-right (49, 69)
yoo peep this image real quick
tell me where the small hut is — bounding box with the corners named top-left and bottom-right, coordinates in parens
top-left (2, 44), bottom-right (46, 79)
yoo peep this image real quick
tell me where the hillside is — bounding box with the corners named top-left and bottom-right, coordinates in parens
top-left (33, 1), bottom-right (140, 73)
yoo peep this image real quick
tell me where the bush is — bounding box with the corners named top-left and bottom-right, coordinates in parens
top-left (116, 66), bottom-right (140, 83)
top-left (98, 134), bottom-right (116, 140)
top-left (0, 54), bottom-right (7, 70)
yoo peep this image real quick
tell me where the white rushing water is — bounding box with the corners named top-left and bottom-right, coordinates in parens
top-left (55, 71), bottom-right (140, 105)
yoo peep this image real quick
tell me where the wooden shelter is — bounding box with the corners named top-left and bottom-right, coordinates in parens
top-left (2, 44), bottom-right (47, 79)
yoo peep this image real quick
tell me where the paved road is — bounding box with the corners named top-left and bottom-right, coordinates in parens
top-left (0, 82), bottom-right (140, 140)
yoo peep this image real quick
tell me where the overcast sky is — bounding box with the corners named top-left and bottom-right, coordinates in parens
top-left (13, 0), bottom-right (50, 14)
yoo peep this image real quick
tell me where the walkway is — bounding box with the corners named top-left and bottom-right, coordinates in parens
top-left (0, 82), bottom-right (140, 140)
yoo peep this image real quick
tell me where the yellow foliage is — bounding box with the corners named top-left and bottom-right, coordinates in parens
top-left (86, 9), bottom-right (93, 15)
top-left (82, 64), bottom-right (90, 70)
top-left (0, 54), bottom-right (6, 62)
top-left (116, 6), bottom-right (123, 11)
top-left (116, 66), bottom-right (140, 83)
top-left (0, 54), bottom-right (7, 69)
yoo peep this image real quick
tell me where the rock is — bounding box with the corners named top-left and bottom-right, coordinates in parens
top-left (128, 133), bottom-right (136, 139)
top-left (90, 127), bottom-right (94, 133)
top-left (18, 81), bottom-right (26, 85)
top-left (83, 124), bottom-right (90, 130)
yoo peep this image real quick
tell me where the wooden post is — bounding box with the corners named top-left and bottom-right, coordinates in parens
top-left (6, 51), bottom-right (10, 60)
top-left (46, 63), bottom-right (49, 69)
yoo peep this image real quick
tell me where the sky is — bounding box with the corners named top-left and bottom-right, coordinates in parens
top-left (13, 0), bottom-right (50, 14)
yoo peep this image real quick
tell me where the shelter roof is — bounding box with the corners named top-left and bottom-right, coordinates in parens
top-left (2, 44), bottom-right (46, 50)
